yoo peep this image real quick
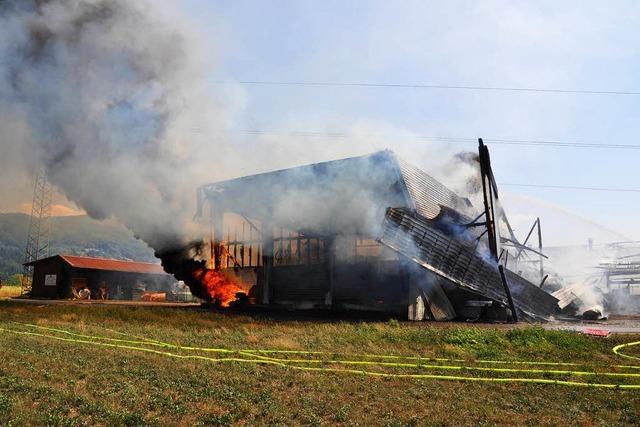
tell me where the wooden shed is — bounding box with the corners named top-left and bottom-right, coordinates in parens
top-left (26, 255), bottom-right (175, 300)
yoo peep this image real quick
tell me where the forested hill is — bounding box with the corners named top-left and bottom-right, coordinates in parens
top-left (0, 213), bottom-right (156, 280)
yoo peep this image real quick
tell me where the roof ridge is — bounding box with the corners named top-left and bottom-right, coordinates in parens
top-left (200, 149), bottom-right (394, 189)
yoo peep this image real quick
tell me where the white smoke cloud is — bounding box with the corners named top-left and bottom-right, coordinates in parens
top-left (8, 1), bottom-right (605, 311)
top-left (0, 0), bottom-right (480, 255)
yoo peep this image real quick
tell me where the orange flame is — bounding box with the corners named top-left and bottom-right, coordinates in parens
top-left (193, 267), bottom-right (245, 307)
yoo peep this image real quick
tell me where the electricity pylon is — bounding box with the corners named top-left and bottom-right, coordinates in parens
top-left (21, 171), bottom-right (53, 294)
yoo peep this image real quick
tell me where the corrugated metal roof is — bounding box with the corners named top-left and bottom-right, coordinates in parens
top-left (379, 208), bottom-right (559, 321)
top-left (61, 255), bottom-right (166, 274)
top-left (27, 255), bottom-right (167, 275)
top-left (552, 284), bottom-right (585, 309)
top-left (394, 155), bottom-right (473, 219)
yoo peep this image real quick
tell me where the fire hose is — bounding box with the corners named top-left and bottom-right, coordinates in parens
top-left (1, 322), bottom-right (640, 389)
top-left (613, 341), bottom-right (640, 362)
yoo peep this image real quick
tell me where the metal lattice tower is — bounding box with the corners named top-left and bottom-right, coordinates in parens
top-left (21, 171), bottom-right (53, 293)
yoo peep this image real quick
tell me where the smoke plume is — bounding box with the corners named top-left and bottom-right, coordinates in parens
top-left (0, 0), bottom-right (482, 300)
top-left (0, 0), bottom-right (227, 250)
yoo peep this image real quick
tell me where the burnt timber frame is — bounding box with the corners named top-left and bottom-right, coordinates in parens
top-left (202, 203), bottom-right (414, 313)
top-left (501, 217), bottom-right (547, 285)
top-left (196, 148), bottom-right (558, 320)
top-left (478, 139), bottom-right (518, 321)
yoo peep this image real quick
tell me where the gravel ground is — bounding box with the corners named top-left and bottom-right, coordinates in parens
top-left (544, 315), bottom-right (640, 334)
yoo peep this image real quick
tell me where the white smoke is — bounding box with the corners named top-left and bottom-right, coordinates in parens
top-left (0, 0), bottom-right (478, 269)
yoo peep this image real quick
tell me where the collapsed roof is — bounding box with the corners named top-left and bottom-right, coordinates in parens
top-left (380, 208), bottom-right (558, 321)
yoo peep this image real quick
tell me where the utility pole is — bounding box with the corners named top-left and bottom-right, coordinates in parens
top-left (21, 170), bottom-right (53, 294)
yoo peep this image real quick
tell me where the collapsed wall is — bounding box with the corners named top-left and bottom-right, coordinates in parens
top-left (379, 207), bottom-right (559, 321)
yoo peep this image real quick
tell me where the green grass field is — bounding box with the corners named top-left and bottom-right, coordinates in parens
top-left (0, 301), bottom-right (639, 426)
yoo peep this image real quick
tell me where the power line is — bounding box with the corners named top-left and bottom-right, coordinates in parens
top-left (217, 80), bottom-right (640, 96)
top-left (198, 128), bottom-right (640, 150)
top-left (500, 183), bottom-right (640, 193)
top-left (194, 128), bottom-right (640, 193)
top-left (194, 127), bottom-right (639, 194)
top-left (479, 137), bottom-right (640, 150)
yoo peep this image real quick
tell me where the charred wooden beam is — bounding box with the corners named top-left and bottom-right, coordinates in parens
top-left (325, 237), bottom-right (335, 307)
top-left (211, 205), bottom-right (223, 271)
top-left (261, 221), bottom-right (274, 304)
top-left (498, 265), bottom-right (518, 322)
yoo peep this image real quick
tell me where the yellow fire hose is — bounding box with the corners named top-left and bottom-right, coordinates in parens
top-left (2, 322), bottom-right (640, 390)
top-left (613, 341), bottom-right (640, 362)
top-left (15, 322), bottom-right (640, 371)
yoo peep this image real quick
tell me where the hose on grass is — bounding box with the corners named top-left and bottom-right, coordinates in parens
top-left (613, 341), bottom-right (640, 362)
top-left (9, 322), bottom-right (640, 378)
top-left (2, 322), bottom-right (640, 390)
top-left (14, 322), bottom-right (640, 373)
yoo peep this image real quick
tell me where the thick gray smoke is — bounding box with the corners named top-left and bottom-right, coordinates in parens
top-left (0, 0), bottom-right (226, 250)
top-left (0, 0), bottom-right (482, 298)
top-left (0, 0), bottom-right (478, 245)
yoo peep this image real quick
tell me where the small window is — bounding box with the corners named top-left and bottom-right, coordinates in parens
top-left (44, 274), bottom-right (57, 287)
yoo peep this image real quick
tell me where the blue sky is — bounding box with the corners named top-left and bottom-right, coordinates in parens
top-left (175, 0), bottom-right (639, 246)
top-left (4, 0), bottom-right (634, 247)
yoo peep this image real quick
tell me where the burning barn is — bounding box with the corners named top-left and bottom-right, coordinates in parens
top-left (177, 146), bottom-right (560, 322)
